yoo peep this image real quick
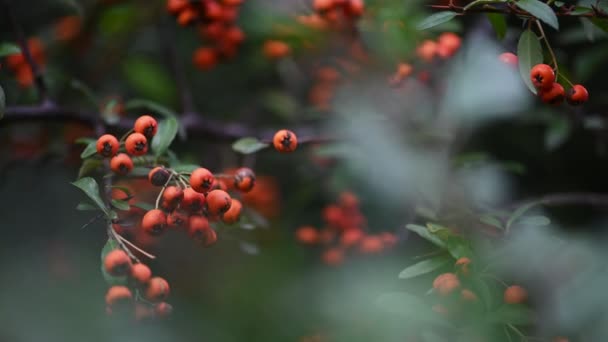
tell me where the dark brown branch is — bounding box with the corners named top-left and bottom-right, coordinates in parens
top-left (428, 3), bottom-right (608, 18)
top-left (1, 0), bottom-right (50, 103)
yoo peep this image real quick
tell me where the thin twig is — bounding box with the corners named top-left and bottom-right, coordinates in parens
top-left (535, 20), bottom-right (559, 74)
top-left (115, 233), bottom-right (157, 260)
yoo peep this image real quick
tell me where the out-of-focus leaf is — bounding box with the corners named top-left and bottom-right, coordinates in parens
top-left (76, 202), bottom-right (99, 211)
top-left (446, 236), bottom-right (473, 259)
top-left (124, 99), bottom-right (177, 119)
top-left (239, 241), bottom-right (260, 255)
top-left (486, 304), bottom-right (534, 325)
top-left (232, 137), bottom-right (269, 154)
top-left (0, 42), bottom-right (20, 57)
top-left (111, 199), bottom-right (130, 211)
top-left (399, 255), bottom-right (451, 279)
top-left (516, 0), bottom-right (559, 29)
top-left (588, 18), bottom-right (608, 32)
top-left (517, 29), bottom-right (543, 94)
top-left (486, 13), bottom-right (507, 39)
top-left (78, 159), bottom-right (102, 178)
top-left (261, 91), bottom-right (297, 120)
top-left (506, 202), bottom-right (538, 230)
top-left (479, 214), bottom-right (504, 229)
top-left (545, 115), bottom-right (571, 151)
top-left (421, 331), bottom-right (448, 342)
top-left (426, 223), bottom-right (447, 233)
top-left (72, 177), bottom-right (108, 215)
top-left (406, 224), bottom-right (446, 248)
top-left (80, 140), bottom-right (98, 159)
top-left (132, 202), bottom-right (154, 211)
top-left (151, 117), bottom-right (179, 157)
top-left (471, 277), bottom-right (495, 310)
top-left (122, 58), bottom-right (177, 106)
top-left (70, 79), bottom-right (99, 106)
top-left (416, 11), bottom-right (458, 31)
top-left (244, 208), bottom-right (270, 229)
top-left (415, 206), bottom-right (438, 220)
top-left (99, 4), bottom-right (137, 36)
top-left (519, 215), bottom-right (551, 226)
top-left (172, 164), bottom-right (200, 173)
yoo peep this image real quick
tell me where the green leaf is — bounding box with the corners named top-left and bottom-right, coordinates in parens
top-left (111, 199), bottom-right (130, 211)
top-left (446, 237), bottom-right (473, 259)
top-left (416, 11), bottom-right (459, 31)
top-left (151, 117), bottom-right (179, 157)
top-left (471, 277), bottom-right (495, 310)
top-left (479, 214), bottom-right (504, 229)
top-left (406, 224), bottom-right (446, 248)
top-left (545, 115), bottom-right (571, 151)
top-left (0, 84), bottom-right (4, 120)
top-left (232, 137), bottom-right (269, 154)
top-left (516, 0), bottom-right (559, 30)
top-left (76, 202), bottom-right (99, 211)
top-left (122, 57), bottom-right (177, 106)
top-left (172, 164), bottom-right (200, 173)
top-left (517, 29), bottom-right (543, 95)
top-left (0, 42), bottom-right (20, 57)
top-left (70, 79), bottom-right (99, 107)
top-left (588, 18), bottom-right (608, 33)
top-left (426, 223), bottom-right (447, 233)
top-left (486, 13), bottom-right (507, 40)
top-left (72, 177), bottom-right (108, 215)
top-left (124, 99), bottom-right (177, 119)
top-left (132, 202), bottom-right (155, 211)
top-left (75, 137), bottom-right (96, 145)
top-left (519, 215), bottom-right (551, 226)
top-left (80, 140), bottom-right (98, 159)
top-left (244, 208), bottom-right (270, 229)
top-left (506, 202), bottom-right (539, 230)
top-left (486, 304), bottom-right (534, 325)
top-left (399, 255), bottom-right (451, 279)
top-left (78, 159), bottom-right (102, 179)
top-left (100, 238), bottom-right (129, 286)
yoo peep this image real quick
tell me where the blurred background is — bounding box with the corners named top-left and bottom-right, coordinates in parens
top-left (2, 0), bottom-right (608, 341)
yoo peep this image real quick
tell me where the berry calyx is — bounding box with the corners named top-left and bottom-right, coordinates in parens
top-left (182, 188), bottom-right (206, 213)
top-left (234, 167), bottom-right (255, 192)
top-left (272, 129), bottom-right (298, 153)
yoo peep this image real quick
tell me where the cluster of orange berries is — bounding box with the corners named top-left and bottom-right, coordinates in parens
top-left (295, 191), bottom-right (398, 266)
top-left (4, 38), bottom-right (45, 88)
top-left (390, 32), bottom-right (461, 87)
top-left (166, 0), bottom-right (245, 70)
top-left (103, 249), bottom-right (172, 320)
top-left (308, 0), bottom-right (364, 30)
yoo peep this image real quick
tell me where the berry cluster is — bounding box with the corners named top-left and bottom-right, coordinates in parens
top-left (310, 0), bottom-right (364, 30)
top-left (166, 0), bottom-right (245, 70)
top-left (390, 32), bottom-right (462, 87)
top-left (104, 249), bottom-right (172, 320)
top-left (295, 191), bottom-right (398, 266)
top-left (4, 38), bottom-right (45, 88)
top-left (529, 63), bottom-right (589, 106)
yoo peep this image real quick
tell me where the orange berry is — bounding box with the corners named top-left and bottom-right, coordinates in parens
top-left (225, 26), bottom-right (245, 45)
top-left (396, 63), bottom-right (413, 79)
top-left (204, 1), bottom-right (223, 20)
top-left (148, 166), bottom-right (171, 186)
top-left (166, 0), bottom-right (189, 14)
top-left (455, 257), bottom-right (471, 275)
top-left (539, 82), bottom-right (565, 105)
top-left (167, 210), bottom-right (189, 229)
top-left (359, 235), bottom-right (383, 254)
top-left (323, 204), bottom-right (343, 227)
top-left (234, 167), bottom-right (255, 192)
top-left (125, 132), bottom-right (148, 156)
top-left (206, 189), bottom-right (232, 215)
top-left (322, 247), bottom-right (344, 266)
top-left (316, 66), bottom-right (341, 83)
top-left (188, 215), bottom-right (217, 246)
top-left (55, 16), bottom-right (82, 42)
top-left (346, 0), bottom-right (364, 17)
top-left (296, 226), bottom-right (319, 244)
top-left (182, 187), bottom-right (206, 212)
top-left (499, 52), bottom-right (518, 67)
top-left (461, 289), bottom-right (477, 302)
top-left (340, 228), bottom-right (363, 247)
top-left (566, 84), bottom-right (589, 105)
top-left (110, 153), bottom-right (133, 175)
top-left (221, 198), bottom-right (242, 224)
top-left (272, 129), bottom-right (297, 153)
top-left (104, 249), bottom-right (132, 276)
top-left (220, 6), bottom-right (239, 22)
top-left (141, 209), bottom-right (167, 236)
top-left (130, 263), bottom-right (152, 286)
top-left (145, 277), bottom-right (170, 302)
top-left (193, 47), bottom-right (218, 70)
top-left (263, 40), bottom-right (291, 60)
top-left (161, 186), bottom-right (183, 209)
top-left (314, 0), bottom-right (335, 11)
top-left (437, 32), bottom-right (461, 57)
top-left (504, 285), bottom-right (527, 304)
top-left (433, 273), bottom-right (460, 295)
top-left (134, 115), bottom-right (158, 139)
top-left (199, 22), bottom-right (225, 41)
top-left (379, 232), bottom-right (398, 247)
top-left (530, 64), bottom-right (555, 90)
top-left (190, 168), bottom-right (215, 193)
top-left (155, 302), bottom-right (173, 317)
top-left (105, 285), bottom-right (133, 307)
top-left (96, 134), bottom-right (120, 157)
top-left (416, 40), bottom-right (437, 63)
top-left (177, 6), bottom-right (198, 26)
top-left (338, 191), bottom-right (359, 210)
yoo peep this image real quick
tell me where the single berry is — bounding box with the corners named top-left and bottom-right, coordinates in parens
top-left (499, 52), bottom-right (518, 67)
top-left (142, 209), bottom-right (167, 236)
top-left (149, 167), bottom-right (171, 186)
top-left (460, 289), bottom-right (478, 302)
top-left (145, 277), bottom-right (170, 302)
top-left (105, 286), bottom-right (133, 307)
top-left (296, 226), bottom-right (319, 244)
top-left (182, 188), bottom-right (206, 212)
top-left (190, 168), bottom-right (215, 193)
top-left (272, 129), bottom-right (298, 153)
top-left (455, 257), bottom-right (471, 275)
top-left (433, 273), bottom-right (460, 296)
top-left (162, 186), bottom-right (183, 207)
top-left (104, 249), bottom-right (132, 276)
top-left (322, 247), bottom-right (344, 266)
top-left (338, 191), bottom-right (359, 210)
top-left (340, 228), bottom-right (363, 247)
top-left (96, 134), bottom-right (120, 157)
top-left (504, 285), bottom-right (527, 304)
top-left (530, 64), bottom-right (555, 90)
top-left (155, 302), bottom-right (173, 318)
top-left (189, 215), bottom-right (217, 247)
top-left (206, 189), bottom-right (232, 215)
top-left (263, 40), bottom-right (291, 60)
top-left (437, 32), bottom-right (461, 58)
top-left (177, 7), bottom-right (198, 26)
top-left (566, 84), bottom-right (589, 105)
top-left (359, 235), bottom-right (384, 254)
top-left (234, 167), bottom-right (256, 192)
top-left (221, 199), bottom-right (242, 224)
top-left (193, 47), bottom-right (217, 70)
top-left (416, 40), bottom-right (437, 63)
top-left (110, 153), bottom-right (133, 175)
top-left (125, 132), bottom-right (148, 156)
top-left (346, 0), bottom-right (364, 17)
top-left (134, 115), bottom-right (158, 139)
top-left (130, 263), bottom-right (152, 286)
top-left (167, 210), bottom-right (189, 229)
top-left (539, 82), bottom-right (565, 105)
top-left (166, 0), bottom-right (189, 14)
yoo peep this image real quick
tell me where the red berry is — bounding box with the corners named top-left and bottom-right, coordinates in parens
top-left (125, 133), bottom-right (148, 156)
top-left (499, 52), bottom-right (518, 67)
top-left (206, 189), bottom-right (232, 215)
top-left (566, 84), bottom-right (589, 105)
top-left (96, 134), bottom-right (120, 157)
top-left (141, 209), bottom-right (167, 236)
top-left (130, 263), bottom-right (152, 286)
top-left (134, 115), bottom-right (158, 139)
top-left (272, 129), bottom-right (298, 153)
top-left (190, 168), bottom-right (215, 193)
top-left (530, 64), bottom-right (555, 90)
top-left (104, 249), bottom-right (132, 276)
top-left (145, 277), bottom-right (170, 302)
top-left (182, 188), bottom-right (206, 213)
top-left (110, 153), bottom-right (134, 175)
top-left (539, 82), bottom-right (565, 105)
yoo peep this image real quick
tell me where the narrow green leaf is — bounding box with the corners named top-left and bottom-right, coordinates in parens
top-left (232, 137), bottom-right (269, 154)
top-left (486, 304), bottom-right (534, 325)
top-left (588, 18), bottom-right (608, 33)
top-left (72, 177), bottom-right (108, 215)
top-left (471, 277), bottom-right (495, 310)
top-left (76, 202), bottom-right (99, 211)
top-left (516, 0), bottom-right (559, 30)
top-left (479, 215), bottom-right (504, 229)
top-left (0, 85), bottom-right (4, 119)
top-left (517, 29), bottom-right (543, 95)
top-left (111, 199), bottom-right (130, 211)
top-left (416, 11), bottom-right (459, 31)
top-left (132, 202), bottom-right (154, 211)
top-left (78, 159), bottom-right (102, 179)
top-left (545, 115), bottom-right (571, 151)
top-left (426, 223), bottom-right (447, 233)
top-left (486, 13), bottom-right (507, 40)
top-left (406, 224), bottom-right (446, 248)
top-left (75, 137), bottom-right (96, 145)
top-left (506, 202), bottom-right (539, 230)
top-left (172, 164), bottom-right (200, 173)
top-left (80, 140), bottom-right (98, 159)
top-left (519, 215), bottom-right (551, 226)
top-left (0, 43), bottom-right (20, 57)
top-left (446, 237), bottom-right (473, 259)
top-left (399, 255), bottom-right (451, 279)
top-left (151, 117), bottom-right (179, 157)
top-left (124, 99), bottom-right (177, 119)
